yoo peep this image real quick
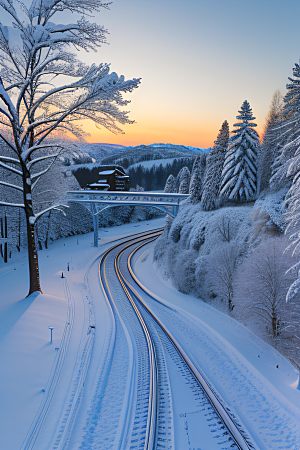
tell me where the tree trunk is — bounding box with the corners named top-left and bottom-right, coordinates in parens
top-left (26, 219), bottom-right (42, 295)
top-left (4, 212), bottom-right (7, 263)
top-left (22, 166), bottom-right (42, 296)
top-left (272, 316), bottom-right (277, 338)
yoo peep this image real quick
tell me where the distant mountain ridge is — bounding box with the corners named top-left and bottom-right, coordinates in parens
top-left (101, 143), bottom-right (210, 167)
top-left (142, 143), bottom-right (211, 153)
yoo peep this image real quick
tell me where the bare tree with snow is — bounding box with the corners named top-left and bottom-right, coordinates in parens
top-left (234, 238), bottom-right (296, 338)
top-left (206, 243), bottom-right (239, 312)
top-left (0, 0), bottom-right (140, 295)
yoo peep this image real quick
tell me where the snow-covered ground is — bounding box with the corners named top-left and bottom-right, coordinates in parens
top-left (1, 218), bottom-right (299, 449)
top-left (0, 219), bottom-right (164, 450)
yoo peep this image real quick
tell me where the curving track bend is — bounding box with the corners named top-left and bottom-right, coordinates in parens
top-left (82, 229), bottom-right (257, 450)
top-left (22, 229), bottom-right (259, 450)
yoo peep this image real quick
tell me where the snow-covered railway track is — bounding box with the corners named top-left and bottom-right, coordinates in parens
top-left (96, 231), bottom-right (257, 450)
top-left (95, 230), bottom-right (162, 450)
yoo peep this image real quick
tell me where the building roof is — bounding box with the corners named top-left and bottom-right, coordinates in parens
top-left (99, 170), bottom-right (115, 175)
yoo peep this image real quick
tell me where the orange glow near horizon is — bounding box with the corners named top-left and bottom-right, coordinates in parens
top-left (81, 118), bottom-right (263, 149)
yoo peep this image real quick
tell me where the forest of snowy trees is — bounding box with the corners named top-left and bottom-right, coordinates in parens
top-left (153, 73), bottom-right (300, 369)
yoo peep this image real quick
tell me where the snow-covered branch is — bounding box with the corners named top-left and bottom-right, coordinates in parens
top-left (0, 160), bottom-right (22, 175)
top-left (31, 204), bottom-right (69, 224)
top-left (0, 155), bottom-right (20, 165)
top-left (26, 152), bottom-right (60, 169)
top-left (21, 144), bottom-right (63, 162)
top-left (0, 200), bottom-right (24, 208)
top-left (0, 180), bottom-right (22, 191)
top-left (31, 152), bottom-right (61, 188)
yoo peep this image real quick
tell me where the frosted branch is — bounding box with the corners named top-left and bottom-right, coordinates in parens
top-left (33, 204), bottom-right (69, 224)
top-left (0, 180), bottom-right (22, 191)
top-left (0, 160), bottom-right (22, 175)
top-left (0, 200), bottom-right (24, 208)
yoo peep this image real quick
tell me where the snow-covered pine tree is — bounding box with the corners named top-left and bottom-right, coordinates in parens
top-left (164, 174), bottom-right (176, 193)
top-left (191, 154), bottom-right (201, 175)
top-left (189, 154), bottom-right (206, 204)
top-left (202, 120), bottom-right (229, 211)
top-left (271, 62), bottom-right (300, 302)
top-left (258, 90), bottom-right (283, 193)
top-left (179, 177), bottom-right (189, 194)
top-left (0, 0), bottom-right (140, 295)
top-left (220, 101), bottom-right (260, 203)
top-left (175, 167), bottom-right (191, 193)
top-left (270, 64), bottom-right (300, 191)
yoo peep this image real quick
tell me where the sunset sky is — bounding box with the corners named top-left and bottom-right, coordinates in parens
top-left (78, 0), bottom-right (300, 148)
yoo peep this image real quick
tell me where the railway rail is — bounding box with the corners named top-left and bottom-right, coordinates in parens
top-left (20, 227), bottom-right (258, 450)
top-left (97, 229), bottom-right (257, 450)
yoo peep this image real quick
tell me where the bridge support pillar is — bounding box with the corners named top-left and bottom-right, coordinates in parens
top-left (91, 204), bottom-right (98, 247)
top-left (172, 205), bottom-right (179, 216)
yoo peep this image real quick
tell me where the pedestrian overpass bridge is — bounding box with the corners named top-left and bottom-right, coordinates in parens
top-left (67, 190), bottom-right (189, 246)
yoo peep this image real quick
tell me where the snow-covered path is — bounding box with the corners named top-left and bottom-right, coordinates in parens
top-left (0, 218), bottom-right (299, 450)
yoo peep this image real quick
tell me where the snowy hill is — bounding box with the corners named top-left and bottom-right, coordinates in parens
top-left (102, 143), bottom-right (202, 168)
top-left (80, 143), bottom-right (126, 163)
top-left (139, 143), bottom-right (210, 154)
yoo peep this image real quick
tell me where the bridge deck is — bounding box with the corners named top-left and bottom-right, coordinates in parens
top-left (67, 190), bottom-right (190, 246)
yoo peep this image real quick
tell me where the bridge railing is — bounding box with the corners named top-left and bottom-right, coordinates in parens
top-left (67, 190), bottom-right (190, 246)
top-left (67, 190), bottom-right (189, 204)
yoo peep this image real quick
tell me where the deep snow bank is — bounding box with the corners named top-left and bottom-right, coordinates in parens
top-left (153, 191), bottom-right (300, 367)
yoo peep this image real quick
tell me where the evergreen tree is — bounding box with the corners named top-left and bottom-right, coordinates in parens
top-left (258, 90), bottom-right (284, 193)
top-left (268, 63), bottom-right (300, 302)
top-left (202, 120), bottom-right (229, 210)
top-left (189, 154), bottom-right (206, 204)
top-left (220, 101), bottom-right (260, 202)
top-left (270, 64), bottom-right (300, 191)
top-left (164, 174), bottom-right (176, 193)
top-left (175, 167), bottom-right (191, 193)
top-left (179, 177), bottom-right (189, 194)
top-left (191, 154), bottom-right (201, 175)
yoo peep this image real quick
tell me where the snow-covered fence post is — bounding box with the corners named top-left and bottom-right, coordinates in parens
top-left (48, 326), bottom-right (54, 343)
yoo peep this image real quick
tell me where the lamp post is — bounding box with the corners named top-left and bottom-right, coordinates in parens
top-left (48, 326), bottom-right (54, 343)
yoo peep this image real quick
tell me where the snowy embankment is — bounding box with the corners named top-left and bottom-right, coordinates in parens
top-left (132, 241), bottom-right (300, 449)
top-left (153, 190), bottom-right (300, 367)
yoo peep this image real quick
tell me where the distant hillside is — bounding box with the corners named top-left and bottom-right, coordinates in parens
top-left (102, 143), bottom-right (206, 169)
top-left (148, 143), bottom-right (210, 153)
top-left (81, 143), bottom-right (126, 163)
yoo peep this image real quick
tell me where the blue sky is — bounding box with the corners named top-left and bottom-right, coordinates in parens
top-left (79, 0), bottom-right (300, 146)
top-left (6, 0), bottom-right (300, 147)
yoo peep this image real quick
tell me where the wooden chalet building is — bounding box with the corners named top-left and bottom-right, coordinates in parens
top-left (71, 164), bottom-right (129, 191)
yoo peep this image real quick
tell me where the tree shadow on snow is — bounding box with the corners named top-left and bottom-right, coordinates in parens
top-left (0, 292), bottom-right (39, 342)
